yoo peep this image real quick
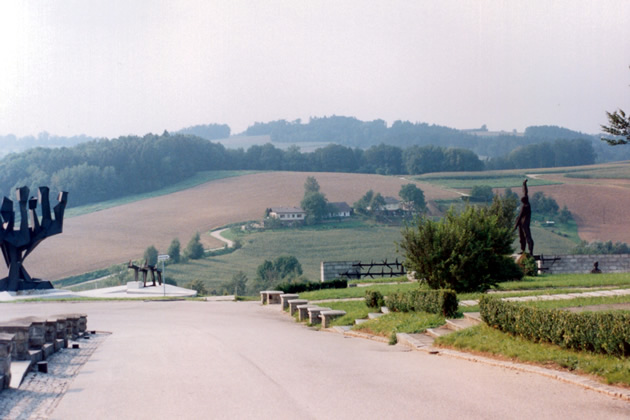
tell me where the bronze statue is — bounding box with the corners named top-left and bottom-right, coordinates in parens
top-left (514, 179), bottom-right (534, 255)
top-left (0, 186), bottom-right (68, 291)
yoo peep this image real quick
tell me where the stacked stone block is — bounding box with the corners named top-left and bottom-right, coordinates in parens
top-left (320, 261), bottom-right (360, 282)
top-left (538, 254), bottom-right (630, 274)
top-left (0, 333), bottom-right (14, 389)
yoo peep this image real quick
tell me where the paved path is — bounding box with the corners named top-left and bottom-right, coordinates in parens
top-left (210, 228), bottom-right (234, 248)
top-left (1, 301), bottom-right (629, 419)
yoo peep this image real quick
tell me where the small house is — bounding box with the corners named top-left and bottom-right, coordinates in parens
top-left (327, 202), bottom-right (352, 218)
top-left (267, 207), bottom-right (306, 224)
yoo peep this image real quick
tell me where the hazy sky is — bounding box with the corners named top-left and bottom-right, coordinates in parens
top-left (1, 1), bottom-right (629, 138)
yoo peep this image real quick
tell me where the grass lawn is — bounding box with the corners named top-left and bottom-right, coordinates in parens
top-left (353, 312), bottom-right (445, 337)
top-left (162, 220), bottom-right (404, 292)
top-left (299, 282), bottom-right (419, 301)
top-left (436, 324), bottom-right (630, 386)
top-left (414, 173), bottom-right (559, 189)
top-left (497, 273), bottom-right (630, 291)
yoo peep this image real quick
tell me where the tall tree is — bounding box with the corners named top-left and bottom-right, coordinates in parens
top-left (183, 232), bottom-right (204, 260)
top-left (167, 238), bottom-right (181, 263)
top-left (399, 183), bottom-right (426, 213)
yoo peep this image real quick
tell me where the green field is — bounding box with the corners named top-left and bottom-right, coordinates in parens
top-left (563, 163), bottom-right (630, 179)
top-left (161, 220), bottom-right (404, 293)
top-left (414, 173), bottom-right (559, 189)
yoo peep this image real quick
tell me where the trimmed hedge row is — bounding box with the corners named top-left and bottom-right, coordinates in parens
top-left (385, 289), bottom-right (458, 317)
top-left (274, 278), bottom-right (347, 294)
top-left (480, 296), bottom-right (630, 357)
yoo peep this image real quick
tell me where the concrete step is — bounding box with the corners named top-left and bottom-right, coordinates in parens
top-left (444, 318), bottom-right (477, 331)
top-left (463, 312), bottom-right (482, 324)
top-left (367, 313), bottom-right (383, 320)
top-left (381, 307), bottom-right (390, 314)
top-left (9, 360), bottom-right (32, 388)
top-left (425, 326), bottom-right (453, 339)
top-left (355, 318), bottom-right (368, 325)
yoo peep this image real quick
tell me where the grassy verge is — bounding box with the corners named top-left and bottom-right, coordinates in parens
top-left (497, 273), bottom-right (630, 291)
top-left (353, 312), bottom-right (445, 336)
top-left (311, 301), bottom-right (372, 326)
top-left (522, 295), bottom-right (630, 310)
top-left (299, 282), bottom-right (419, 301)
top-left (349, 276), bottom-right (410, 285)
top-left (435, 324), bottom-right (630, 386)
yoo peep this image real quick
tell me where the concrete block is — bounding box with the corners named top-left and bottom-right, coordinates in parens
top-left (288, 299), bottom-right (309, 316)
top-left (321, 310), bottom-right (346, 328)
top-left (280, 294), bottom-right (300, 310)
top-left (307, 307), bottom-right (331, 325)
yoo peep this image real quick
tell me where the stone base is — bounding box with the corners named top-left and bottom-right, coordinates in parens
top-left (0, 277), bottom-right (53, 292)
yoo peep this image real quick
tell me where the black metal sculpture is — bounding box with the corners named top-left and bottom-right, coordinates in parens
top-left (127, 259), bottom-right (162, 287)
top-left (0, 186), bottom-right (68, 292)
top-left (340, 259), bottom-right (406, 279)
top-left (514, 179), bottom-right (534, 255)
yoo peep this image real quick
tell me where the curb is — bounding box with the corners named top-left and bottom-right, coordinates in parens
top-left (325, 326), bottom-right (630, 402)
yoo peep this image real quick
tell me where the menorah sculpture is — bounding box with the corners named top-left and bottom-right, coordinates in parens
top-left (0, 186), bottom-right (68, 292)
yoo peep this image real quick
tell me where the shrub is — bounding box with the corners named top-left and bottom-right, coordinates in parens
top-left (385, 289), bottom-right (458, 317)
top-left (399, 202), bottom-right (522, 293)
top-left (365, 289), bottom-right (385, 309)
top-left (516, 253), bottom-right (537, 276)
top-left (480, 296), bottom-right (630, 357)
top-left (274, 278), bottom-right (347, 294)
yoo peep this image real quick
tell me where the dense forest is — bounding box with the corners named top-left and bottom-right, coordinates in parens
top-left (0, 130), bottom-right (598, 208)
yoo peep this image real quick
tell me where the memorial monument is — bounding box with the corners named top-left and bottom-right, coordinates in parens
top-left (514, 179), bottom-right (534, 255)
top-left (0, 186), bottom-right (68, 292)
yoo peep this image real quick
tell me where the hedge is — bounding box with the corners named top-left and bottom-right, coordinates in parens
top-left (385, 289), bottom-right (458, 317)
top-left (274, 278), bottom-right (347, 294)
top-left (365, 289), bottom-right (385, 309)
top-left (480, 296), bottom-right (630, 357)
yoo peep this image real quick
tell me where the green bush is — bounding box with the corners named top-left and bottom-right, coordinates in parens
top-left (480, 296), bottom-right (630, 357)
top-left (385, 289), bottom-right (458, 317)
top-left (365, 289), bottom-right (385, 309)
top-left (274, 278), bottom-right (347, 294)
top-left (399, 201), bottom-right (522, 293)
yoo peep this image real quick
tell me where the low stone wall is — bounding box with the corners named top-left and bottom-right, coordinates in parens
top-left (538, 254), bottom-right (630, 274)
top-left (320, 261), bottom-right (360, 283)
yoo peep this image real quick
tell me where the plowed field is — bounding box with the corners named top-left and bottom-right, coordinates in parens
top-left (19, 172), bottom-right (460, 280)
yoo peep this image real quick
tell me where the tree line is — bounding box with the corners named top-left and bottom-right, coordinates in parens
top-left (0, 131), bottom-right (600, 208)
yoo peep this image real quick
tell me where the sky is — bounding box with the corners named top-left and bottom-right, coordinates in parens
top-left (0, 0), bottom-right (629, 139)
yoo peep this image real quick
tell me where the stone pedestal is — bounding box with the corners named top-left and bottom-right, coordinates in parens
top-left (0, 333), bottom-right (14, 389)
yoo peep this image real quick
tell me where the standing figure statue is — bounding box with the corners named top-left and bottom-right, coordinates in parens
top-left (514, 179), bottom-right (534, 255)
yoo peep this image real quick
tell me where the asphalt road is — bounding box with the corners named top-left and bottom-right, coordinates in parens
top-left (1, 301), bottom-right (629, 419)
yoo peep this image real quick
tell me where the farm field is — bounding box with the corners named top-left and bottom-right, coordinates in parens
top-left (12, 161), bottom-right (630, 284)
top-left (161, 222), bottom-right (404, 292)
top-left (24, 171), bottom-right (457, 281)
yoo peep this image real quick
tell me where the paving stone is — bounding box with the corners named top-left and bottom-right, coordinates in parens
top-left (0, 333), bottom-right (109, 420)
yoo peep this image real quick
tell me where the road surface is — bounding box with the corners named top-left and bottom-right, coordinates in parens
top-left (1, 301), bottom-right (629, 419)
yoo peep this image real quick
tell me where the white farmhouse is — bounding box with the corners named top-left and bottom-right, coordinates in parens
top-left (268, 207), bottom-right (306, 223)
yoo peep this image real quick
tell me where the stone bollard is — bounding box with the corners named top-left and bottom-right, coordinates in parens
top-left (297, 304), bottom-right (319, 322)
top-left (288, 299), bottom-right (309, 316)
top-left (14, 317), bottom-right (47, 350)
top-left (280, 294), bottom-right (300, 310)
top-left (0, 333), bottom-right (15, 389)
top-left (307, 307), bottom-right (331, 325)
top-left (0, 321), bottom-right (33, 360)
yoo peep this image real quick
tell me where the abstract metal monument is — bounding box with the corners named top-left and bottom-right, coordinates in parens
top-left (340, 259), bottom-right (406, 280)
top-left (128, 260), bottom-right (163, 287)
top-left (0, 186), bottom-right (68, 292)
top-left (514, 179), bottom-right (534, 255)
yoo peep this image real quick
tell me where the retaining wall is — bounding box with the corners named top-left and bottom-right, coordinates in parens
top-left (538, 254), bottom-right (630, 274)
top-left (320, 261), bottom-right (360, 282)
